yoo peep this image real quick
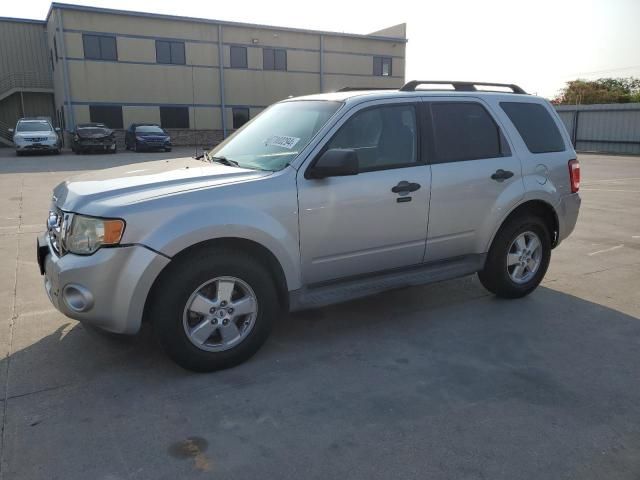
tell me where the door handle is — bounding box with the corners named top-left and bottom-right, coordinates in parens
top-left (491, 169), bottom-right (514, 181)
top-left (391, 181), bottom-right (421, 194)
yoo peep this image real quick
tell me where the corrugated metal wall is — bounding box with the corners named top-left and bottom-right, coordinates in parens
top-left (555, 103), bottom-right (640, 155)
top-left (0, 19), bottom-right (52, 88)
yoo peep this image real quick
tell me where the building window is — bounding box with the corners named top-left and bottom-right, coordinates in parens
top-left (83, 34), bottom-right (118, 61)
top-left (89, 105), bottom-right (123, 129)
top-left (160, 106), bottom-right (190, 128)
top-left (230, 46), bottom-right (247, 68)
top-left (156, 40), bottom-right (186, 65)
top-left (50, 50), bottom-right (55, 72)
top-left (263, 48), bottom-right (287, 71)
top-left (232, 108), bottom-right (249, 129)
top-left (373, 56), bottom-right (392, 77)
top-left (53, 37), bottom-right (58, 61)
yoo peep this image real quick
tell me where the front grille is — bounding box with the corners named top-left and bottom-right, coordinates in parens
top-left (26, 137), bottom-right (47, 142)
top-left (47, 208), bottom-right (71, 256)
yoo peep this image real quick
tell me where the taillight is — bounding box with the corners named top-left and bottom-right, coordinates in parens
top-left (569, 159), bottom-right (580, 193)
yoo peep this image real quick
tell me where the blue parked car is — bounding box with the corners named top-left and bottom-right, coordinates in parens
top-left (125, 123), bottom-right (172, 152)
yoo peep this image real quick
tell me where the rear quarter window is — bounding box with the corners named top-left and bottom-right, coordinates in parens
top-left (500, 102), bottom-right (566, 153)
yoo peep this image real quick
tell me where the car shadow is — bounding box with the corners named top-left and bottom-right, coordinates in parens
top-left (2, 278), bottom-right (640, 478)
top-left (3, 278), bottom-right (640, 397)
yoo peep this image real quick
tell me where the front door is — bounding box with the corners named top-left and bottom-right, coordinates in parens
top-left (297, 101), bottom-right (431, 285)
top-left (424, 98), bottom-right (524, 261)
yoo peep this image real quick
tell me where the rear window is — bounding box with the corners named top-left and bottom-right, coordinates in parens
top-left (500, 102), bottom-right (565, 153)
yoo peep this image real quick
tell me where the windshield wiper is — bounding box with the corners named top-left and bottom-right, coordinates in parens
top-left (209, 155), bottom-right (240, 167)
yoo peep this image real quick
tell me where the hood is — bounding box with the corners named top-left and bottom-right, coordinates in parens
top-left (137, 131), bottom-right (169, 138)
top-left (53, 156), bottom-right (272, 212)
top-left (77, 128), bottom-right (112, 139)
top-left (15, 130), bottom-right (54, 138)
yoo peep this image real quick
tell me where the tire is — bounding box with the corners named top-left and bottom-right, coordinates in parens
top-left (150, 249), bottom-right (280, 372)
top-left (110, 146), bottom-right (117, 154)
top-left (16, 151), bottom-right (23, 157)
top-left (165, 147), bottom-right (172, 152)
top-left (478, 214), bottom-right (551, 299)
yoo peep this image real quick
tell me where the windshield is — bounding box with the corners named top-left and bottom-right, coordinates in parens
top-left (17, 121), bottom-right (52, 132)
top-left (136, 125), bottom-right (165, 134)
top-left (78, 127), bottom-right (110, 135)
top-left (207, 100), bottom-right (342, 171)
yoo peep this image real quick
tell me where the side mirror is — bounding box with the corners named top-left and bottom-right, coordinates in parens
top-left (308, 149), bottom-right (359, 179)
top-left (55, 127), bottom-right (61, 132)
top-left (7, 128), bottom-right (13, 134)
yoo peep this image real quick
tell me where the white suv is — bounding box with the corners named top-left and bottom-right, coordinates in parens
top-left (10, 117), bottom-right (61, 155)
top-left (38, 81), bottom-right (581, 371)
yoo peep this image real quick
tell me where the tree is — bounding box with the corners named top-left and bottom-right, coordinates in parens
top-left (552, 77), bottom-right (640, 105)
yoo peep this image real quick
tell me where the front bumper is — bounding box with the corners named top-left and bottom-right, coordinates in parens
top-left (556, 192), bottom-right (581, 244)
top-left (38, 234), bottom-right (170, 334)
top-left (76, 139), bottom-right (116, 151)
top-left (16, 139), bottom-right (59, 151)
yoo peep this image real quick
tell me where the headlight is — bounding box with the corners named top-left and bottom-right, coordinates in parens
top-left (73, 135), bottom-right (79, 141)
top-left (49, 134), bottom-right (58, 141)
top-left (64, 215), bottom-right (125, 255)
top-left (136, 136), bottom-right (145, 141)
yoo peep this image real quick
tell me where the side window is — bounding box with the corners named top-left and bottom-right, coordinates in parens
top-left (430, 102), bottom-right (504, 163)
top-left (326, 104), bottom-right (418, 171)
top-left (501, 102), bottom-right (566, 153)
top-left (230, 46), bottom-right (247, 68)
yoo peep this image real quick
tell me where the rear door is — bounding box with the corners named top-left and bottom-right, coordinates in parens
top-left (423, 97), bottom-right (524, 261)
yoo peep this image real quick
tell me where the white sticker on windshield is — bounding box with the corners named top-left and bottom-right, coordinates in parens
top-left (265, 135), bottom-right (300, 150)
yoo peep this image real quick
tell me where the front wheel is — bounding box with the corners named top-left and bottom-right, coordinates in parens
top-left (150, 249), bottom-right (279, 372)
top-left (478, 215), bottom-right (551, 298)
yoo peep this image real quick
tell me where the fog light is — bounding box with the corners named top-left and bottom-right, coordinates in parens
top-left (62, 284), bottom-right (94, 312)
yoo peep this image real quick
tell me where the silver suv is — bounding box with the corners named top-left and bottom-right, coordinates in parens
top-left (10, 117), bottom-right (61, 155)
top-left (37, 81), bottom-right (581, 371)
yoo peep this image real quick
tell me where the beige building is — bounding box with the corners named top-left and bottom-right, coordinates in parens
top-left (1, 3), bottom-right (406, 146)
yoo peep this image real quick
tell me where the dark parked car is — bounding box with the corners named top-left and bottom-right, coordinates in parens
top-left (125, 124), bottom-right (172, 152)
top-left (71, 123), bottom-right (117, 154)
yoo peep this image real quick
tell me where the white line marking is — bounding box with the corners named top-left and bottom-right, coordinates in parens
top-left (582, 177), bottom-right (640, 185)
top-left (633, 236), bottom-right (640, 239)
top-left (581, 188), bottom-right (640, 193)
top-left (588, 245), bottom-right (624, 256)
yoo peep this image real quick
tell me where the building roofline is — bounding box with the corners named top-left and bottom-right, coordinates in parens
top-left (44, 2), bottom-right (407, 43)
top-left (0, 16), bottom-right (46, 25)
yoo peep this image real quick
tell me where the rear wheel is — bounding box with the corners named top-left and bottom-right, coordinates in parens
top-left (478, 215), bottom-right (551, 298)
top-left (150, 249), bottom-right (279, 372)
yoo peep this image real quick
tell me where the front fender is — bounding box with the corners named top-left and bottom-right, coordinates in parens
top-left (122, 170), bottom-right (302, 290)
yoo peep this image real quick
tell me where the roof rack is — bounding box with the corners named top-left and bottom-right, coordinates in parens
top-left (337, 87), bottom-right (399, 92)
top-left (399, 80), bottom-right (527, 94)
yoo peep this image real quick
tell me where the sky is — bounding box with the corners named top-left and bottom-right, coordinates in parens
top-left (4, 0), bottom-right (640, 99)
